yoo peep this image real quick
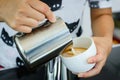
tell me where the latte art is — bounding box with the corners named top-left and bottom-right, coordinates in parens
top-left (62, 45), bottom-right (87, 57)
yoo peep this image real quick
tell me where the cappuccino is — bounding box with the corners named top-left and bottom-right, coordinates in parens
top-left (62, 45), bottom-right (87, 57)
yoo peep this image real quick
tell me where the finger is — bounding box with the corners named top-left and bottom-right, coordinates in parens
top-left (15, 16), bottom-right (39, 28)
top-left (87, 53), bottom-right (103, 64)
top-left (78, 61), bottom-right (103, 78)
top-left (28, 0), bottom-right (56, 22)
top-left (14, 25), bottom-right (32, 33)
top-left (21, 3), bottom-right (46, 21)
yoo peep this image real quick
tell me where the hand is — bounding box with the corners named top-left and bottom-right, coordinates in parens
top-left (77, 37), bottom-right (113, 78)
top-left (1, 0), bottom-right (56, 33)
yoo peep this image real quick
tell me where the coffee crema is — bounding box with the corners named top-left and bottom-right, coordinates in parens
top-left (62, 45), bottom-right (87, 57)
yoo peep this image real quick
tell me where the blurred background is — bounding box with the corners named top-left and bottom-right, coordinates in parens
top-left (112, 0), bottom-right (120, 45)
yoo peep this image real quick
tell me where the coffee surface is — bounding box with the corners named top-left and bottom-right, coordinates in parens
top-left (62, 45), bottom-right (87, 57)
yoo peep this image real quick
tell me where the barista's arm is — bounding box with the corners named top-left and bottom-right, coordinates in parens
top-left (0, 18), bottom-right (3, 22)
top-left (78, 8), bottom-right (114, 78)
top-left (91, 8), bottom-right (114, 39)
top-left (0, 0), bottom-right (9, 21)
top-left (0, 0), bottom-right (56, 33)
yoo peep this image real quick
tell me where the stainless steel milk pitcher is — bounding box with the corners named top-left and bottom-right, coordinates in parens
top-left (14, 17), bottom-right (72, 70)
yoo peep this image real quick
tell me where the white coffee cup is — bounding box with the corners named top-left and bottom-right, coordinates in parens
top-left (60, 37), bottom-right (96, 74)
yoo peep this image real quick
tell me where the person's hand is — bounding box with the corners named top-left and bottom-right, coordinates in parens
top-left (0, 0), bottom-right (56, 33)
top-left (77, 37), bottom-right (113, 78)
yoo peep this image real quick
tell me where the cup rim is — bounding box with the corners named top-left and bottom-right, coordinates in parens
top-left (60, 37), bottom-right (94, 58)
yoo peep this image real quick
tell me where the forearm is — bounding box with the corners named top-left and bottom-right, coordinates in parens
top-left (91, 8), bottom-right (114, 39)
